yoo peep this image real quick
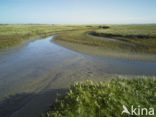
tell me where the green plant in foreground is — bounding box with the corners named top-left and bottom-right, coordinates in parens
top-left (43, 77), bottom-right (156, 117)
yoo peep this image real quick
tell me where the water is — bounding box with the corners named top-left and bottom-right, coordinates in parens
top-left (0, 36), bottom-right (156, 96)
top-left (0, 36), bottom-right (156, 117)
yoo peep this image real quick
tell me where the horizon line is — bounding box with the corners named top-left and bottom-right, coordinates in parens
top-left (0, 23), bottom-right (156, 25)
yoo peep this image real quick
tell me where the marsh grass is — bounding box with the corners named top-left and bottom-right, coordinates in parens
top-left (95, 25), bottom-right (156, 38)
top-left (55, 25), bottom-right (156, 54)
top-left (0, 24), bottom-right (88, 49)
top-left (92, 25), bottom-right (156, 53)
top-left (43, 77), bottom-right (156, 117)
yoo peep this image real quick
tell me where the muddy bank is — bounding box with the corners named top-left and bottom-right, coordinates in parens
top-left (53, 39), bottom-right (156, 62)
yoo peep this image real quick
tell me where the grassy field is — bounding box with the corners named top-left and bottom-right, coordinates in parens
top-left (2, 24), bottom-right (155, 53)
top-left (0, 24), bottom-right (88, 50)
top-left (94, 25), bottom-right (156, 38)
top-left (43, 77), bottom-right (156, 117)
top-left (55, 25), bottom-right (156, 54)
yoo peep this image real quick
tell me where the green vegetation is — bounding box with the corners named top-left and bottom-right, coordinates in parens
top-left (2, 24), bottom-right (155, 53)
top-left (55, 25), bottom-right (156, 53)
top-left (43, 77), bottom-right (156, 117)
top-left (95, 25), bottom-right (156, 38)
top-left (0, 24), bottom-right (87, 49)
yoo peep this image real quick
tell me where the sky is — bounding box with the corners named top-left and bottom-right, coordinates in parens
top-left (0, 0), bottom-right (156, 24)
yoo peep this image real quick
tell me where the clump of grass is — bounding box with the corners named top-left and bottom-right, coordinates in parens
top-left (43, 77), bottom-right (156, 117)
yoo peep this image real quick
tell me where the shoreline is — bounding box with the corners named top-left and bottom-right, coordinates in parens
top-left (53, 38), bottom-right (156, 62)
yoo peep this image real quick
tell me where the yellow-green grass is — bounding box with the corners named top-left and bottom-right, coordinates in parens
top-left (95, 24), bottom-right (156, 38)
top-left (55, 25), bottom-right (156, 54)
top-left (0, 24), bottom-right (89, 50)
top-left (43, 77), bottom-right (156, 117)
top-left (92, 25), bottom-right (156, 53)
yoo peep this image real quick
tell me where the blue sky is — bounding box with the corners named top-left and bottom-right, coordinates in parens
top-left (0, 0), bottom-right (155, 24)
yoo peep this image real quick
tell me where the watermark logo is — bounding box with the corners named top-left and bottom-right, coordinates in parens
top-left (122, 105), bottom-right (154, 116)
top-left (122, 105), bottom-right (130, 115)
